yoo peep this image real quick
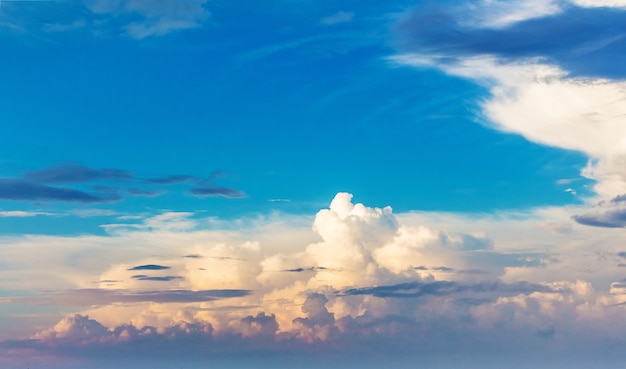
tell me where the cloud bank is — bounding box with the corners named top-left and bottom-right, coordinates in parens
top-left (3, 193), bottom-right (626, 366)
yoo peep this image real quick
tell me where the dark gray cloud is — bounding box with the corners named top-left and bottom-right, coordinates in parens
top-left (398, 4), bottom-right (626, 79)
top-left (573, 194), bottom-right (626, 228)
top-left (1, 163), bottom-right (243, 203)
top-left (577, 211), bottom-right (626, 228)
top-left (23, 164), bottom-right (133, 184)
top-left (3, 288), bottom-right (251, 306)
top-left (0, 179), bottom-right (120, 203)
top-left (189, 185), bottom-right (246, 199)
top-left (131, 275), bottom-right (184, 282)
top-left (285, 266), bottom-right (329, 273)
top-left (338, 280), bottom-right (554, 299)
top-left (240, 313), bottom-right (279, 337)
top-left (146, 174), bottom-right (197, 185)
top-left (128, 264), bottom-right (171, 271)
top-left (126, 188), bottom-right (165, 197)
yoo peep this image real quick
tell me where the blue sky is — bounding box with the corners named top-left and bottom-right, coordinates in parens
top-left (1, 0), bottom-right (626, 368)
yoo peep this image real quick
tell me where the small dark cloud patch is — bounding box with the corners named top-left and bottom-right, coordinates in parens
top-left (146, 175), bottom-right (196, 185)
top-left (97, 279), bottom-right (121, 283)
top-left (3, 288), bottom-right (252, 306)
top-left (131, 275), bottom-right (184, 282)
top-left (338, 280), bottom-right (555, 299)
top-left (128, 264), bottom-right (171, 271)
top-left (618, 252), bottom-right (626, 259)
top-left (285, 267), bottom-right (328, 273)
top-left (184, 254), bottom-right (204, 259)
top-left (126, 188), bottom-right (165, 197)
top-left (189, 185), bottom-right (246, 199)
top-left (340, 281), bottom-right (457, 298)
top-left (573, 195), bottom-right (626, 228)
top-left (573, 211), bottom-right (626, 228)
top-left (414, 266), bottom-right (487, 274)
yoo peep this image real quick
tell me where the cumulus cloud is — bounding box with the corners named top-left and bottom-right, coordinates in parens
top-left (4, 193), bottom-right (626, 363)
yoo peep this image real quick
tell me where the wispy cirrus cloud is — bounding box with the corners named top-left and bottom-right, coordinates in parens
top-left (83, 0), bottom-right (211, 39)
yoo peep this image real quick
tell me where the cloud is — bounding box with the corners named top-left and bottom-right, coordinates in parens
top-left (397, 3), bottom-right (626, 78)
top-left (573, 193), bottom-right (626, 227)
top-left (5, 193), bottom-right (626, 363)
top-left (338, 280), bottom-right (553, 298)
top-left (23, 164), bottom-right (133, 184)
top-left (126, 188), bottom-right (165, 197)
top-left (189, 185), bottom-right (246, 199)
top-left (145, 174), bottom-right (196, 185)
top-left (391, 56), bottom-right (626, 202)
top-left (0, 179), bottom-right (121, 203)
top-left (3, 288), bottom-right (251, 306)
top-left (128, 264), bottom-right (171, 271)
top-left (82, 0), bottom-right (210, 39)
top-left (0, 163), bottom-right (243, 204)
top-left (392, 2), bottom-right (626, 208)
top-left (571, 0), bottom-right (626, 9)
top-left (0, 210), bottom-right (56, 217)
top-left (130, 275), bottom-right (184, 281)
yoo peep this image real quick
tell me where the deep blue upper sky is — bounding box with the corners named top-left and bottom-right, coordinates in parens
top-left (0, 0), bottom-right (592, 236)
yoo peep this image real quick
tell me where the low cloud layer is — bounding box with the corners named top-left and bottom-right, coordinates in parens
top-left (2, 193), bottom-right (626, 365)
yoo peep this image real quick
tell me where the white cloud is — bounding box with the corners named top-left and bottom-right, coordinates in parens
top-left (0, 210), bottom-right (55, 217)
top-left (391, 54), bottom-right (626, 200)
top-left (570, 0), bottom-right (626, 8)
top-left (464, 0), bottom-right (563, 28)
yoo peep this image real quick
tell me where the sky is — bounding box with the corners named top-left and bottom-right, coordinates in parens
top-left (1, 0), bottom-right (626, 368)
